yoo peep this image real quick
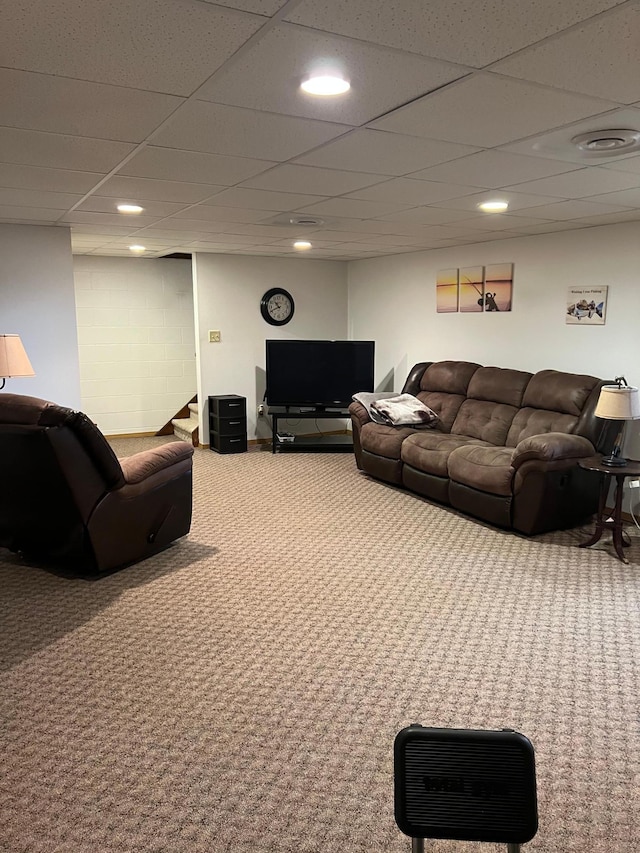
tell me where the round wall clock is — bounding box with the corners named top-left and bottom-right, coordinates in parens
top-left (260, 287), bottom-right (295, 326)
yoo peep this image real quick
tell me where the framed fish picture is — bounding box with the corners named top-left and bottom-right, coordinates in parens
top-left (566, 286), bottom-right (607, 324)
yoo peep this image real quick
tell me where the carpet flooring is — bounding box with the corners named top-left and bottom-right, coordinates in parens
top-left (1, 437), bottom-right (639, 853)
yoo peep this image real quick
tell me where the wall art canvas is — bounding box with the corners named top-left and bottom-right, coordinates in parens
top-left (566, 286), bottom-right (607, 324)
top-left (483, 263), bottom-right (513, 312)
top-left (436, 268), bottom-right (459, 313)
top-left (459, 266), bottom-right (484, 312)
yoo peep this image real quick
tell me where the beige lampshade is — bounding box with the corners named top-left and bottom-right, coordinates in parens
top-left (0, 334), bottom-right (35, 378)
top-left (594, 385), bottom-right (640, 420)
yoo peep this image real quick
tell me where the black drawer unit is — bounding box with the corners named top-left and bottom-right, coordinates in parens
top-left (208, 395), bottom-right (247, 454)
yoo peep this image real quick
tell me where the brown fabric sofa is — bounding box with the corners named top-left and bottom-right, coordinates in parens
top-left (349, 361), bottom-right (614, 535)
top-left (0, 393), bottom-right (194, 575)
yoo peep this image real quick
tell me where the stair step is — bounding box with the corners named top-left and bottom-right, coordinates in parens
top-left (188, 402), bottom-right (199, 416)
top-left (172, 417), bottom-right (199, 445)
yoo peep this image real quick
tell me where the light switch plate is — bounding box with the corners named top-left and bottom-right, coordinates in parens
top-left (209, 330), bottom-right (221, 343)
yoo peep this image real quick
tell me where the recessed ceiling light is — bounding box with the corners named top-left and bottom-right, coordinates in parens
top-left (117, 204), bottom-right (144, 214)
top-left (478, 200), bottom-right (509, 212)
top-left (129, 244), bottom-right (146, 253)
top-left (293, 241), bottom-right (312, 250)
top-left (300, 75), bottom-right (350, 96)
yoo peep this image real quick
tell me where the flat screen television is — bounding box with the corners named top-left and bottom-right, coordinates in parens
top-left (266, 339), bottom-right (375, 409)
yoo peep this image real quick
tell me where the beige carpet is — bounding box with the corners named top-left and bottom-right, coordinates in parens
top-left (1, 437), bottom-right (639, 853)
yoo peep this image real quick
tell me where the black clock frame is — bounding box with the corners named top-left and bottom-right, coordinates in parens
top-left (260, 287), bottom-right (295, 326)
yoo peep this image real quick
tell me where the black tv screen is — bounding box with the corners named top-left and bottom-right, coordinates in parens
top-left (266, 339), bottom-right (375, 408)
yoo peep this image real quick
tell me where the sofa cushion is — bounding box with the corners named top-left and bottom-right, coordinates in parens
top-left (521, 369), bottom-right (599, 415)
top-left (466, 366), bottom-right (532, 407)
top-left (401, 431), bottom-right (490, 478)
top-left (415, 360), bottom-right (481, 432)
top-left (448, 445), bottom-right (515, 496)
top-left (360, 422), bottom-right (419, 460)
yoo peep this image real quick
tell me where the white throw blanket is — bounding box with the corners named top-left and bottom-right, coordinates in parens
top-left (352, 392), bottom-right (438, 427)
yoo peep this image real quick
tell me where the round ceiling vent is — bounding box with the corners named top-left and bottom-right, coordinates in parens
top-left (571, 128), bottom-right (640, 157)
top-left (289, 215), bottom-right (324, 226)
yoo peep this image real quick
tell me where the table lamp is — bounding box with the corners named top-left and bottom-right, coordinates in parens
top-left (0, 334), bottom-right (35, 390)
top-left (594, 376), bottom-right (640, 467)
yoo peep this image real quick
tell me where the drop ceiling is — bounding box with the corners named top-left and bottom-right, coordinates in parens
top-left (1, 0), bottom-right (640, 260)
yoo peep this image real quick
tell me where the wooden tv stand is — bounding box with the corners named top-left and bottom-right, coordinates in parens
top-left (269, 406), bottom-right (353, 454)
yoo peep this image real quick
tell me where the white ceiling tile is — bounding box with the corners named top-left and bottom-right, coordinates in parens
top-left (371, 74), bottom-right (616, 147)
top-left (205, 187), bottom-right (324, 211)
top-left (298, 198), bottom-right (411, 219)
top-left (0, 188), bottom-right (82, 209)
top-left (514, 199), bottom-right (633, 219)
top-left (153, 100), bottom-right (352, 160)
top-left (0, 164), bottom-right (102, 194)
top-left (0, 127), bottom-right (135, 172)
top-left (558, 209), bottom-right (640, 226)
top-left (169, 206), bottom-right (276, 224)
top-left (429, 190), bottom-right (562, 214)
top-left (216, 224), bottom-right (319, 237)
top-left (601, 155), bottom-right (640, 176)
top-left (119, 146), bottom-right (277, 185)
top-left (492, 5), bottom-right (640, 104)
top-left (71, 225), bottom-right (141, 236)
top-left (189, 241), bottom-right (256, 250)
top-left (373, 206), bottom-right (481, 225)
top-left (345, 177), bottom-right (479, 205)
top-left (61, 211), bottom-right (160, 227)
top-left (580, 187), bottom-right (640, 207)
top-left (502, 168), bottom-right (640, 199)
top-left (136, 226), bottom-right (229, 237)
top-left (504, 220), bottom-right (589, 234)
top-left (76, 197), bottom-right (187, 217)
top-left (0, 205), bottom-right (62, 222)
top-left (200, 0), bottom-right (287, 13)
top-left (286, 0), bottom-right (625, 67)
top-left (0, 68), bottom-right (184, 142)
top-left (501, 108), bottom-right (640, 164)
top-left (242, 164), bottom-right (384, 195)
top-left (197, 22), bottom-right (469, 125)
top-left (293, 129), bottom-right (479, 175)
top-left (96, 176), bottom-right (223, 204)
top-left (451, 214), bottom-right (553, 231)
top-left (0, 0), bottom-right (265, 96)
top-left (408, 149), bottom-right (580, 187)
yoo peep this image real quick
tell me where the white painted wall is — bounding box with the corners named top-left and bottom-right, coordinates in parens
top-left (192, 253), bottom-right (348, 441)
top-left (348, 221), bottom-right (640, 515)
top-left (0, 224), bottom-right (80, 407)
top-left (73, 256), bottom-right (196, 435)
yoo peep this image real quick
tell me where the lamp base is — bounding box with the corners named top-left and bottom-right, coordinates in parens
top-left (601, 454), bottom-right (628, 467)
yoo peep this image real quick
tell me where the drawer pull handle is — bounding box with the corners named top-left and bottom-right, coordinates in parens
top-left (230, 438), bottom-right (241, 443)
top-left (229, 421), bottom-right (240, 425)
top-left (228, 403), bottom-right (241, 407)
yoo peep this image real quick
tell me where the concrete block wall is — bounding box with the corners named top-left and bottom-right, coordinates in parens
top-left (73, 256), bottom-right (196, 435)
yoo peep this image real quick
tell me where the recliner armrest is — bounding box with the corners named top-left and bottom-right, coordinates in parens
top-left (349, 400), bottom-right (371, 428)
top-left (512, 432), bottom-right (595, 469)
top-left (119, 441), bottom-right (194, 485)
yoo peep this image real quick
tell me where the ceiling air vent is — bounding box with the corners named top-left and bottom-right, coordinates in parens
top-left (571, 129), bottom-right (640, 157)
top-left (288, 215), bottom-right (324, 226)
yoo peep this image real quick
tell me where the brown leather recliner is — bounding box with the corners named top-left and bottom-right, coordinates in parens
top-left (0, 393), bottom-right (195, 575)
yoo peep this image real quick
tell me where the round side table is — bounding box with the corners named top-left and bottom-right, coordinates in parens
top-left (578, 455), bottom-right (640, 564)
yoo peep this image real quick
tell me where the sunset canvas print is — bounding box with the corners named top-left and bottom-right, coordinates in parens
top-left (459, 266), bottom-right (484, 312)
top-left (483, 263), bottom-right (513, 312)
top-left (436, 268), bottom-right (458, 313)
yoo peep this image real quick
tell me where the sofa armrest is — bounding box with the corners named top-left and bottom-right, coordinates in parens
top-left (119, 440), bottom-right (194, 485)
top-left (512, 432), bottom-right (595, 469)
top-left (348, 400), bottom-right (371, 428)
